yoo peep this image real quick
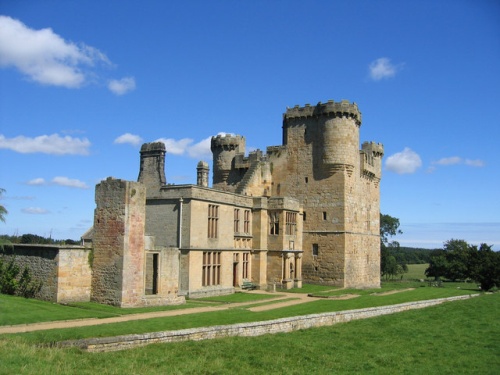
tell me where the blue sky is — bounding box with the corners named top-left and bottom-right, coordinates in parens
top-left (0, 0), bottom-right (499, 249)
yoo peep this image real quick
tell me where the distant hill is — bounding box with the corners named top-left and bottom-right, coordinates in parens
top-left (394, 247), bottom-right (435, 264)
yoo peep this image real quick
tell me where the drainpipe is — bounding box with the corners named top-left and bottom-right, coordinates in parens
top-left (178, 198), bottom-right (183, 248)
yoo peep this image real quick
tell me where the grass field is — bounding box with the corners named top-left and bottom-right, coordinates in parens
top-left (403, 263), bottom-right (429, 280)
top-left (0, 271), bottom-right (497, 374)
top-left (0, 292), bottom-right (498, 374)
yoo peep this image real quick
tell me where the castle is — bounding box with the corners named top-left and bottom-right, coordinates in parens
top-left (88, 99), bottom-right (383, 307)
top-left (1, 100), bottom-right (383, 307)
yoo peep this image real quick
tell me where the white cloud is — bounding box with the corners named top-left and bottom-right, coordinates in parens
top-left (187, 136), bottom-right (213, 159)
top-left (52, 176), bottom-right (89, 189)
top-left (22, 207), bottom-right (50, 215)
top-left (155, 132), bottom-right (233, 160)
top-left (433, 156), bottom-right (461, 166)
top-left (430, 156), bottom-right (485, 169)
top-left (27, 178), bottom-right (46, 186)
top-left (108, 76), bottom-right (136, 95)
top-left (114, 133), bottom-right (143, 146)
top-left (385, 147), bottom-right (422, 174)
top-left (0, 133), bottom-right (91, 155)
top-left (155, 137), bottom-right (194, 155)
top-left (0, 15), bottom-right (111, 88)
top-left (368, 57), bottom-right (401, 81)
top-left (465, 159), bottom-right (485, 167)
top-left (0, 195), bottom-right (35, 200)
top-left (27, 176), bottom-right (89, 189)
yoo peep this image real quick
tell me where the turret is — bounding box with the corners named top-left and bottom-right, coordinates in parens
top-left (210, 134), bottom-right (245, 184)
top-left (361, 141), bottom-right (384, 180)
top-left (138, 142), bottom-right (166, 193)
top-left (196, 160), bottom-right (209, 187)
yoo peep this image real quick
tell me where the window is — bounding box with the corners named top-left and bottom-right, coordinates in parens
top-left (242, 252), bottom-right (249, 279)
top-left (303, 211), bottom-right (306, 221)
top-left (234, 209), bottom-right (240, 233)
top-left (202, 251), bottom-right (221, 286)
top-left (285, 212), bottom-right (297, 235)
top-left (244, 210), bottom-right (251, 234)
top-left (208, 205), bottom-right (219, 238)
top-left (269, 211), bottom-right (279, 235)
top-left (305, 177), bottom-right (308, 183)
top-left (323, 211), bottom-right (327, 220)
top-left (313, 243), bottom-right (319, 257)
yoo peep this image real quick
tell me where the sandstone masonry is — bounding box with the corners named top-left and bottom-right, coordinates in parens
top-left (2, 99), bottom-right (383, 307)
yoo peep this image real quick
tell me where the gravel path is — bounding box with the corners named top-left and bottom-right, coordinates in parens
top-left (0, 291), bottom-right (321, 334)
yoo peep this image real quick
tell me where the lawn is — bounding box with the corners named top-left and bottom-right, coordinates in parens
top-left (0, 292), bottom-right (498, 374)
top-left (0, 280), bottom-right (482, 345)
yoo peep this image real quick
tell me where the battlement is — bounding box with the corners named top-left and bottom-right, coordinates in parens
top-left (284, 100), bottom-right (362, 125)
top-left (266, 145), bottom-right (286, 155)
top-left (210, 134), bottom-right (245, 151)
top-left (141, 142), bottom-right (166, 154)
top-left (362, 141), bottom-right (384, 157)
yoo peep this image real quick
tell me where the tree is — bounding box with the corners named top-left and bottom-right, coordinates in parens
top-left (380, 214), bottom-right (403, 245)
top-left (425, 249), bottom-right (448, 280)
top-left (380, 214), bottom-right (407, 279)
top-left (468, 243), bottom-right (500, 291)
top-left (426, 239), bottom-right (500, 291)
top-left (0, 188), bottom-right (7, 223)
top-left (442, 239), bottom-right (472, 281)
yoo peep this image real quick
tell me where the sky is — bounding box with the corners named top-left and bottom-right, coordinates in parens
top-left (0, 0), bottom-right (499, 250)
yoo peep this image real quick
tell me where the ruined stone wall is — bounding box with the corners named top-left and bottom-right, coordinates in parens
top-left (92, 178), bottom-right (146, 307)
top-left (142, 247), bottom-right (184, 306)
top-left (0, 245), bottom-right (91, 303)
top-left (57, 248), bottom-right (92, 302)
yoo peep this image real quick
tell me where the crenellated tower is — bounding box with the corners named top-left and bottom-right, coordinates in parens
top-left (270, 100), bottom-right (382, 288)
top-left (210, 134), bottom-right (246, 188)
top-left (283, 100), bottom-right (362, 176)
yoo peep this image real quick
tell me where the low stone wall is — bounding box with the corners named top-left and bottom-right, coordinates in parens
top-left (59, 294), bottom-right (478, 352)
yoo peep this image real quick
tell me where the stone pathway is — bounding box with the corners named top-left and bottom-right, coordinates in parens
top-left (0, 291), bottom-right (320, 335)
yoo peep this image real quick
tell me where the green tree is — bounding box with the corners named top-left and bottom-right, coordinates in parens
top-left (380, 214), bottom-right (403, 245)
top-left (468, 243), bottom-right (500, 291)
top-left (380, 214), bottom-right (407, 279)
top-left (0, 188), bottom-right (7, 223)
top-left (442, 239), bottom-right (472, 281)
top-left (425, 249), bottom-right (448, 280)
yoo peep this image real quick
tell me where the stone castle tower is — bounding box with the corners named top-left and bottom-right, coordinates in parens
top-left (212, 100), bottom-right (383, 288)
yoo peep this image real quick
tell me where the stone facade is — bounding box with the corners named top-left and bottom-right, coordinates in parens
top-left (2, 99), bottom-right (382, 307)
top-left (212, 100), bottom-right (383, 287)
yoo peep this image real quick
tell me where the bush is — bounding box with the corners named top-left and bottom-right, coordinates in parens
top-left (0, 257), bottom-right (42, 298)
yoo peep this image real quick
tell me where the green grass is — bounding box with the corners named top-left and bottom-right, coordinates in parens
top-left (0, 293), bottom-right (498, 374)
top-left (403, 263), bottom-right (429, 280)
top-left (0, 294), bottom-right (221, 326)
top-left (0, 282), bottom-right (480, 345)
top-left (195, 291), bottom-right (283, 303)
